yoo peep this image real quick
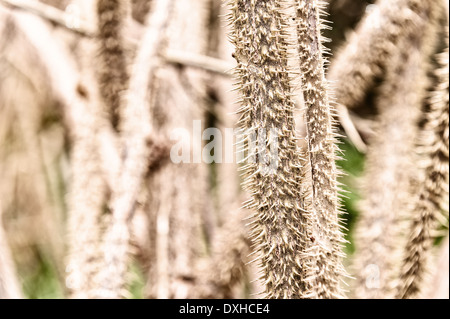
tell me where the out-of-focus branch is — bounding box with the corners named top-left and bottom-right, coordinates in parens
top-left (165, 49), bottom-right (235, 77)
top-left (396, 30), bottom-right (449, 299)
top-left (197, 205), bottom-right (252, 299)
top-left (0, 0), bottom-right (239, 78)
top-left (0, 0), bottom-right (96, 36)
top-left (5, 6), bottom-right (115, 297)
top-left (336, 104), bottom-right (368, 153)
top-left (352, 0), bottom-right (439, 296)
top-left (0, 205), bottom-right (23, 299)
top-left (94, 0), bottom-right (175, 298)
top-left (1, 4), bottom-right (125, 189)
top-left (0, 0), bottom-right (143, 43)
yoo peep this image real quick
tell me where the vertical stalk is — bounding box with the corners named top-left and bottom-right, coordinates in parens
top-left (96, 0), bottom-right (129, 129)
top-left (396, 32), bottom-right (449, 299)
top-left (94, 0), bottom-right (173, 298)
top-left (229, 0), bottom-right (311, 298)
top-left (0, 206), bottom-right (23, 299)
top-left (145, 0), bottom-right (211, 298)
top-left (295, 0), bottom-right (346, 299)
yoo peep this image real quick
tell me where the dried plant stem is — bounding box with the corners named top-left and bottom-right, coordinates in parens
top-left (96, 0), bottom-right (129, 129)
top-left (7, 8), bottom-right (122, 185)
top-left (197, 200), bottom-right (252, 299)
top-left (214, 209), bottom-right (252, 298)
top-left (0, 14), bottom-right (67, 277)
top-left (193, 5), bottom-right (253, 298)
top-left (396, 34), bottom-right (449, 299)
top-left (66, 109), bottom-right (107, 299)
top-left (144, 0), bottom-right (212, 299)
top-left (0, 0), bottom-right (371, 155)
top-left (148, 128), bottom-right (206, 298)
top-left (352, 33), bottom-right (434, 299)
top-left (295, 0), bottom-right (346, 299)
top-left (0, 0), bottom-right (146, 46)
top-left (229, 0), bottom-right (313, 299)
top-left (352, 0), bottom-right (440, 299)
top-left (0, 206), bottom-right (23, 299)
top-left (0, 0), bottom-right (96, 36)
top-left (4, 8), bottom-right (105, 298)
top-left (165, 49), bottom-right (235, 77)
top-left (328, 0), bottom-right (440, 110)
top-left (93, 0), bottom-right (174, 298)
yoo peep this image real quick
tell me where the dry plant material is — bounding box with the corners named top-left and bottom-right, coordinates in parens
top-left (39, 0), bottom-right (70, 10)
top-left (0, 11), bottom-right (66, 278)
top-left (0, 0), bottom-right (96, 36)
top-left (328, 0), bottom-right (439, 110)
top-left (199, 206), bottom-right (252, 299)
top-left (0, 206), bottom-right (23, 299)
top-left (65, 42), bottom-right (112, 298)
top-left (96, 0), bottom-right (129, 129)
top-left (295, 0), bottom-right (346, 299)
top-left (65, 104), bottom-right (107, 298)
top-left (352, 3), bottom-right (439, 296)
top-left (0, 7), bottom-right (107, 298)
top-left (194, 2), bottom-right (254, 298)
top-left (144, 0), bottom-right (211, 299)
top-left (93, 0), bottom-right (174, 298)
top-left (396, 34), bottom-right (449, 299)
top-left (1, 0), bottom-right (449, 301)
top-left (352, 49), bottom-right (423, 299)
top-left (228, 0), bottom-right (315, 298)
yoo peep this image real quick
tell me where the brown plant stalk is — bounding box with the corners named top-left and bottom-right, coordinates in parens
top-left (396, 31), bottom-right (449, 299)
top-left (144, 0), bottom-right (212, 299)
top-left (93, 0), bottom-right (174, 298)
top-left (295, 0), bottom-right (346, 299)
top-left (2, 7), bottom-right (110, 298)
top-left (352, 5), bottom-right (439, 297)
top-left (228, 0), bottom-right (315, 298)
top-left (96, 0), bottom-right (129, 129)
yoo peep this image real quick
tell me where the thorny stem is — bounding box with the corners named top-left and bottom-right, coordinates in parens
top-left (295, 0), bottom-right (346, 299)
top-left (229, 0), bottom-right (313, 298)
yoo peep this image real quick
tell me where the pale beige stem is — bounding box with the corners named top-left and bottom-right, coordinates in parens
top-left (4, 7), bottom-right (106, 298)
top-left (0, 205), bottom-right (23, 299)
top-left (229, 0), bottom-right (313, 299)
top-left (144, 0), bottom-right (212, 299)
top-left (93, 0), bottom-right (174, 298)
top-left (352, 36), bottom-right (436, 300)
top-left (396, 32), bottom-right (449, 299)
top-left (295, 0), bottom-right (347, 299)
